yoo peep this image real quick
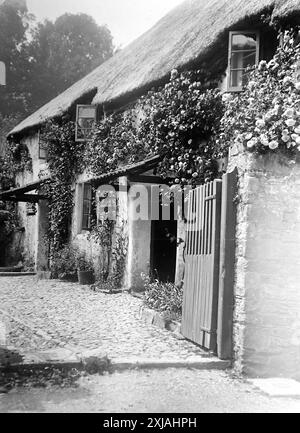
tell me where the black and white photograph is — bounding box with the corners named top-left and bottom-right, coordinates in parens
top-left (1, 0), bottom-right (300, 416)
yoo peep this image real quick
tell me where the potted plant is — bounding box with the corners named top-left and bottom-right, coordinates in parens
top-left (76, 254), bottom-right (95, 286)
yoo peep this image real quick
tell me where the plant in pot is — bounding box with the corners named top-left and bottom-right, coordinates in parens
top-left (76, 254), bottom-right (95, 286)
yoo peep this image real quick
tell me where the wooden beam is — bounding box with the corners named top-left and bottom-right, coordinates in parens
top-left (0, 177), bottom-right (51, 198)
top-left (217, 168), bottom-right (238, 361)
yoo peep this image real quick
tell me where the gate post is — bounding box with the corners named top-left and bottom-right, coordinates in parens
top-left (217, 168), bottom-right (237, 360)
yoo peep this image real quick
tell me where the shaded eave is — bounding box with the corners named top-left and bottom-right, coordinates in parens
top-left (0, 156), bottom-right (164, 204)
top-left (0, 178), bottom-right (51, 203)
top-left (91, 155), bottom-right (165, 186)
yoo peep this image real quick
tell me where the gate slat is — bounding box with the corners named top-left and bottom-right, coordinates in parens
top-left (193, 186), bottom-right (202, 341)
top-left (182, 189), bottom-right (194, 340)
top-left (206, 182), bottom-right (215, 348)
top-left (203, 183), bottom-right (212, 334)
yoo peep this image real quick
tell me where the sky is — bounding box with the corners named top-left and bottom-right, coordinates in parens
top-left (26, 0), bottom-right (184, 48)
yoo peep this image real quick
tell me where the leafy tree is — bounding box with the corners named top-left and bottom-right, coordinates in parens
top-left (0, 3), bottom-right (114, 151)
top-left (27, 13), bottom-right (114, 111)
top-left (0, 0), bottom-right (33, 116)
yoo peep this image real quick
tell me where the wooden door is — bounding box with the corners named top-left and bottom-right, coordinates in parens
top-left (181, 179), bottom-right (222, 352)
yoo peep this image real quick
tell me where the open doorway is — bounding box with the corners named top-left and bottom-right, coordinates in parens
top-left (150, 198), bottom-right (177, 283)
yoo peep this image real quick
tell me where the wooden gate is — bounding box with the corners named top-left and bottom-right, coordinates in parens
top-left (181, 179), bottom-right (222, 352)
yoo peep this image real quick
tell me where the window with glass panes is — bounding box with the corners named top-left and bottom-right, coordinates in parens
top-left (75, 105), bottom-right (97, 142)
top-left (82, 183), bottom-right (92, 230)
top-left (228, 31), bottom-right (260, 91)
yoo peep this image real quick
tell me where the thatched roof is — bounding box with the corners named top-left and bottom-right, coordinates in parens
top-left (8, 0), bottom-right (300, 138)
top-left (273, 0), bottom-right (300, 17)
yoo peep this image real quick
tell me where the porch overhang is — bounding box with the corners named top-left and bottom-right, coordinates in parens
top-left (0, 178), bottom-right (51, 203)
top-left (91, 155), bottom-right (174, 187)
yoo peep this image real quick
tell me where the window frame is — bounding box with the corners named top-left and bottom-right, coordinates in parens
top-left (38, 130), bottom-right (48, 160)
top-left (0, 61), bottom-right (6, 86)
top-left (81, 183), bottom-right (93, 231)
top-left (75, 104), bottom-right (97, 142)
top-left (227, 30), bottom-right (260, 92)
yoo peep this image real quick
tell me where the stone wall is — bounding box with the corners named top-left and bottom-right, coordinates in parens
top-left (229, 150), bottom-right (300, 378)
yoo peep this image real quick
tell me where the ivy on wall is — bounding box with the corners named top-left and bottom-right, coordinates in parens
top-left (85, 109), bottom-right (150, 178)
top-left (219, 27), bottom-right (300, 156)
top-left (88, 202), bottom-right (128, 291)
top-left (0, 141), bottom-right (32, 260)
top-left (41, 120), bottom-right (85, 254)
top-left (0, 142), bottom-right (32, 190)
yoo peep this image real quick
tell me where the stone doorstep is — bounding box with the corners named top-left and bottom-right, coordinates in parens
top-left (249, 378), bottom-right (300, 398)
top-left (110, 357), bottom-right (231, 372)
top-left (1, 355), bottom-right (231, 375)
top-left (1, 344), bottom-right (231, 374)
top-left (139, 305), bottom-right (183, 338)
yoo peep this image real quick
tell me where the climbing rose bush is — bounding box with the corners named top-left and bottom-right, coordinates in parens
top-left (219, 28), bottom-right (300, 155)
top-left (85, 68), bottom-right (224, 185)
top-left (140, 68), bottom-right (224, 185)
top-left (85, 109), bottom-right (150, 178)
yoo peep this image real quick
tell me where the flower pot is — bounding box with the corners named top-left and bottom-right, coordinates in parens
top-left (78, 270), bottom-right (95, 286)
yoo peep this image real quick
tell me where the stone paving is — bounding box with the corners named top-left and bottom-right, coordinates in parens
top-left (2, 369), bottom-right (300, 413)
top-left (0, 276), bottom-right (208, 363)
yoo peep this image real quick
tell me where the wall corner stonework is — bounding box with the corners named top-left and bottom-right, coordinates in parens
top-left (229, 150), bottom-right (300, 378)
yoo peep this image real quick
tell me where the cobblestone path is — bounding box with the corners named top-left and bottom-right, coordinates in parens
top-left (0, 277), bottom-right (206, 361)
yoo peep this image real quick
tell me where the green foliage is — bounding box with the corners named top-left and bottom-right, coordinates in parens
top-left (220, 28), bottom-right (300, 156)
top-left (142, 274), bottom-right (183, 321)
top-left (85, 109), bottom-right (150, 178)
top-left (41, 120), bottom-right (85, 253)
top-left (76, 253), bottom-right (94, 272)
top-left (0, 141), bottom-right (32, 191)
top-left (0, 2), bottom-right (114, 117)
top-left (0, 114), bottom-right (32, 258)
top-left (0, 201), bottom-right (19, 261)
top-left (85, 68), bottom-right (224, 185)
top-left (140, 69), bottom-right (225, 185)
top-left (0, 113), bottom-right (23, 155)
top-left (110, 222), bottom-right (128, 290)
top-left (89, 219), bottom-right (114, 249)
top-left (91, 219), bottom-right (128, 292)
top-left (26, 13), bottom-right (114, 111)
top-left (0, 0), bottom-right (33, 116)
top-left (50, 244), bottom-right (77, 280)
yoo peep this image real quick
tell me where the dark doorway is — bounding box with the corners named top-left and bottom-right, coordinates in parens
top-left (150, 200), bottom-right (177, 283)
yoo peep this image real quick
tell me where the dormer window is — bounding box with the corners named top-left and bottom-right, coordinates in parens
top-left (75, 105), bottom-right (97, 142)
top-left (228, 31), bottom-right (260, 91)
